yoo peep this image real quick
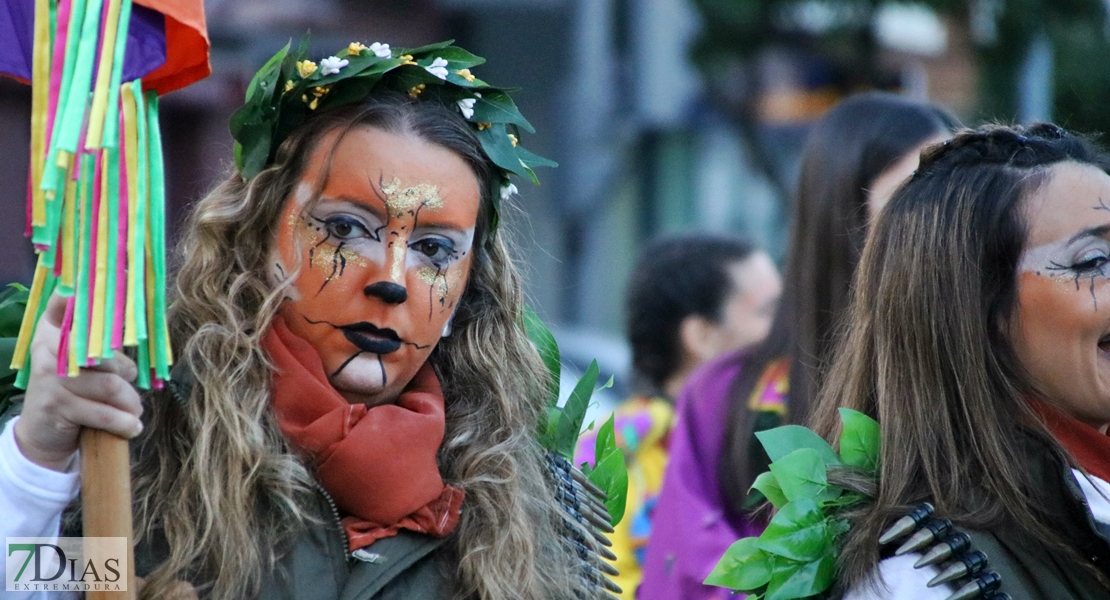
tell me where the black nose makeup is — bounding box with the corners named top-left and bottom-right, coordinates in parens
top-left (364, 281), bottom-right (408, 304)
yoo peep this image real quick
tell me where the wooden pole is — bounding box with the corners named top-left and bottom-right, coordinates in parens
top-left (80, 428), bottom-right (135, 600)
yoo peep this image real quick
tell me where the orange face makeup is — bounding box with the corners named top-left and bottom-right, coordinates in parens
top-left (1012, 162), bottom-right (1110, 429)
top-left (273, 127), bottom-right (480, 406)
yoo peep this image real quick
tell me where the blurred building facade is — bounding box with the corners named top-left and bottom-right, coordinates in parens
top-left (0, 0), bottom-right (987, 336)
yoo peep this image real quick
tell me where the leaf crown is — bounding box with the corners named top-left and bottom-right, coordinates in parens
top-left (228, 37), bottom-right (556, 230)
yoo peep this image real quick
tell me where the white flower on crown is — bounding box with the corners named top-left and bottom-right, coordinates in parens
top-left (319, 56), bottom-right (349, 76)
top-left (370, 42), bottom-right (392, 58)
top-left (500, 182), bottom-right (518, 201)
top-left (457, 92), bottom-right (481, 120)
top-left (425, 57), bottom-right (449, 80)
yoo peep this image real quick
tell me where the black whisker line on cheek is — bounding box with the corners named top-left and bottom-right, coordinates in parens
top-left (378, 354), bottom-right (386, 387)
top-left (274, 263), bottom-right (286, 278)
top-left (403, 341), bottom-right (430, 350)
top-left (309, 233), bottom-right (332, 266)
top-left (317, 242), bottom-right (345, 294)
top-left (304, 316), bottom-right (341, 328)
top-left (331, 351), bottom-right (363, 379)
top-left (1096, 197), bottom-right (1110, 213)
top-left (1091, 274), bottom-right (1099, 310)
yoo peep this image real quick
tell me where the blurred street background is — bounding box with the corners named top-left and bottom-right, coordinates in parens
top-left (2, 0), bottom-right (1109, 402)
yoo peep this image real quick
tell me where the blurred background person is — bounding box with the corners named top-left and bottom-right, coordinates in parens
top-left (576, 234), bottom-right (781, 599)
top-left (640, 92), bottom-right (958, 600)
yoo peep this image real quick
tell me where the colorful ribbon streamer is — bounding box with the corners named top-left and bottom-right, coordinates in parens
top-left (6, 0), bottom-right (205, 389)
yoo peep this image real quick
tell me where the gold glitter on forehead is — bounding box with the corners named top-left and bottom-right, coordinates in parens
top-left (380, 178), bottom-right (445, 218)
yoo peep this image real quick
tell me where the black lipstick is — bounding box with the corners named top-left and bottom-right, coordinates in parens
top-left (339, 322), bottom-right (403, 354)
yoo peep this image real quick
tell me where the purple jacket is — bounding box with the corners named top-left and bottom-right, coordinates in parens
top-left (640, 350), bottom-right (764, 600)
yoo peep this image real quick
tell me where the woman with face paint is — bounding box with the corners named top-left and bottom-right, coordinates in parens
top-left (807, 124), bottom-right (1110, 599)
top-left (0, 43), bottom-right (612, 600)
top-left (640, 92), bottom-right (957, 600)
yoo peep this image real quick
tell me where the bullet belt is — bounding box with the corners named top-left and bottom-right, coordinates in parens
top-left (545, 452), bottom-right (623, 599)
top-left (879, 503), bottom-right (1008, 600)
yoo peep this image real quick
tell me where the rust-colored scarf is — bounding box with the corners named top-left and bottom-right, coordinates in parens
top-left (1031, 398), bottom-right (1110, 484)
top-left (263, 316), bottom-right (464, 552)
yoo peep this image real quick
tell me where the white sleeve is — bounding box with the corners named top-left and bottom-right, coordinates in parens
top-left (0, 416), bottom-right (81, 600)
top-left (842, 554), bottom-right (954, 600)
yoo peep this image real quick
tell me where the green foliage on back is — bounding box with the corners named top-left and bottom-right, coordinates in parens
top-left (525, 308), bottom-right (627, 526)
top-left (705, 408), bottom-right (879, 599)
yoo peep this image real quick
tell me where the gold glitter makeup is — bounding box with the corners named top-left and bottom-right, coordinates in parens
top-left (312, 244), bottom-right (366, 273)
top-left (390, 242), bottom-right (405, 282)
top-left (380, 178), bottom-right (445, 217)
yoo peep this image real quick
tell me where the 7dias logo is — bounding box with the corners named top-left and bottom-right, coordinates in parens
top-left (5, 537), bottom-right (128, 592)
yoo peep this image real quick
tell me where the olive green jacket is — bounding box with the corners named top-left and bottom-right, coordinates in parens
top-left (958, 444), bottom-right (1110, 600)
top-left (134, 488), bottom-right (459, 600)
top-left (882, 438), bottom-right (1110, 600)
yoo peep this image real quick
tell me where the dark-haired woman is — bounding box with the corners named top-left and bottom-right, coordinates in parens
top-left (815, 123), bottom-right (1110, 600)
top-left (575, 234), bottom-right (781, 598)
top-left (0, 41), bottom-right (610, 600)
top-left (640, 92), bottom-right (957, 600)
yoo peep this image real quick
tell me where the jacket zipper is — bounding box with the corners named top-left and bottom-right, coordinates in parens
top-left (313, 481), bottom-right (351, 560)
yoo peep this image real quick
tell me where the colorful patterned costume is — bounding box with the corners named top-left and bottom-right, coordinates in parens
top-left (576, 396), bottom-right (675, 598)
top-left (639, 351), bottom-right (788, 600)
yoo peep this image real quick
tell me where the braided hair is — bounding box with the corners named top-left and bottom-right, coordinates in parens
top-left (915, 122), bottom-right (1109, 179)
top-left (809, 122), bottom-right (1110, 593)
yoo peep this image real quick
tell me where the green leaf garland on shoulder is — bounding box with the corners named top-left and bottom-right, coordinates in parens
top-left (706, 409), bottom-right (880, 600)
top-left (524, 309), bottom-right (628, 526)
top-left (228, 36), bottom-right (555, 233)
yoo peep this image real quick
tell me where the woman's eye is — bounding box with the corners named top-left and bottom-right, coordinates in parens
top-left (411, 238), bottom-right (455, 262)
top-left (1073, 254), bottom-right (1110, 273)
top-left (325, 216), bottom-right (369, 240)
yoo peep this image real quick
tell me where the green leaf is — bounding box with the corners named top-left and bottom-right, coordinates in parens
top-left (471, 89), bottom-right (535, 133)
top-left (537, 405), bottom-right (561, 451)
top-left (587, 444), bottom-right (628, 524)
top-left (594, 413), bottom-right (617, 462)
top-left (244, 42), bottom-right (289, 103)
top-left (515, 145), bottom-right (558, 185)
top-left (229, 41), bottom-right (289, 177)
top-left (554, 360), bottom-right (600, 459)
top-left (757, 498), bottom-right (830, 562)
top-left (765, 553), bottom-right (836, 600)
top-left (523, 306), bottom-right (560, 407)
top-left (755, 425), bottom-right (840, 465)
top-left (705, 537), bottom-right (772, 591)
top-left (516, 144), bottom-right (558, 169)
top-left (750, 471), bottom-right (788, 509)
top-left (397, 40), bottom-right (456, 57)
top-left (475, 125), bottom-right (529, 178)
top-left (0, 339), bottom-right (18, 381)
top-left (0, 283), bottom-right (30, 337)
top-left (838, 408), bottom-right (880, 473)
top-left (768, 448), bottom-right (828, 503)
top-left (434, 46), bottom-right (487, 70)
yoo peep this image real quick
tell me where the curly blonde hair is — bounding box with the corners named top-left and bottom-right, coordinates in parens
top-left (131, 95), bottom-right (587, 599)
